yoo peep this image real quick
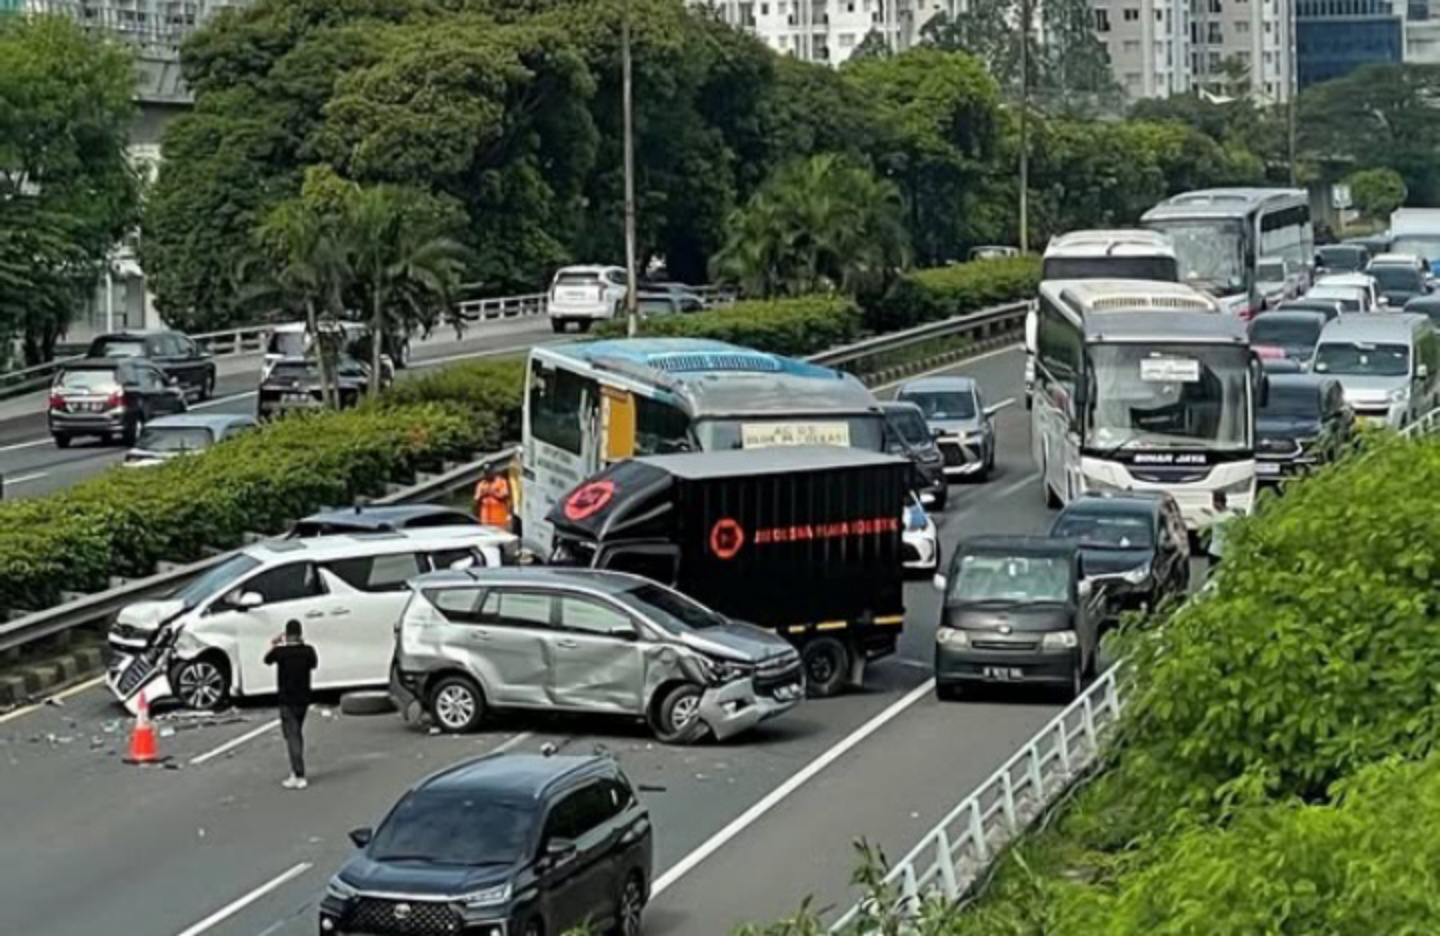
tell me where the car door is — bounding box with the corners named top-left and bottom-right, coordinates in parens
top-left (210, 561), bottom-right (334, 695)
top-left (537, 783), bottom-right (623, 933)
top-left (317, 551), bottom-right (426, 687)
top-left (172, 334), bottom-right (209, 392)
top-left (129, 364), bottom-right (180, 419)
top-left (472, 590), bottom-right (556, 708)
top-left (552, 594), bottom-right (646, 714)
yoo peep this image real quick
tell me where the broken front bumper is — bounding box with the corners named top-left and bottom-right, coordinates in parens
top-left (698, 674), bottom-right (803, 742)
top-left (106, 647), bottom-right (175, 715)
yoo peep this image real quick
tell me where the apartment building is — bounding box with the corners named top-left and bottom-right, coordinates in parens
top-left (705, 0), bottom-right (953, 64)
top-left (1091, 0), bottom-right (1193, 98)
top-left (1189, 0), bottom-right (1295, 101)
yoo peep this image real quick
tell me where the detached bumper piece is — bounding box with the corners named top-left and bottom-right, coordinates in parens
top-left (937, 438), bottom-right (985, 476)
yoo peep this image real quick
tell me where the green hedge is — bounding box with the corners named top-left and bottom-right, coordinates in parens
top-left (596, 295), bottom-right (862, 356)
top-left (386, 356), bottom-right (526, 442)
top-left (861, 255), bottom-right (1041, 333)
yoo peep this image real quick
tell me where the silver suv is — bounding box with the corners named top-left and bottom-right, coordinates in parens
top-left (393, 567), bottom-right (804, 744)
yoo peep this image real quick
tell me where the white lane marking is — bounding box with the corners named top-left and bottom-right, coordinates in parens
top-left (6, 471), bottom-right (48, 485)
top-left (869, 343), bottom-right (1022, 393)
top-left (190, 719), bottom-right (280, 766)
top-left (650, 677), bottom-right (936, 897)
top-left (0, 675), bottom-right (107, 725)
top-left (988, 470), bottom-right (1042, 504)
top-left (174, 861), bottom-right (313, 936)
top-left (491, 731), bottom-right (534, 754)
top-left (0, 437), bottom-right (52, 453)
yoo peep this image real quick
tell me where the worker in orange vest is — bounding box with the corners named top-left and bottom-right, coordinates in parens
top-left (474, 465), bottom-right (513, 528)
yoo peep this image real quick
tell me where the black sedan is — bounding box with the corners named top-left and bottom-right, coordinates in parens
top-left (49, 357), bottom-right (189, 447)
top-left (257, 355), bottom-right (373, 421)
top-left (1256, 374), bottom-right (1355, 485)
top-left (86, 329), bottom-right (216, 401)
top-left (1048, 492), bottom-right (1190, 614)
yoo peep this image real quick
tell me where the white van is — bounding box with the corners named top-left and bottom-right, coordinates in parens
top-left (1311, 312), bottom-right (1440, 428)
top-left (105, 527), bottom-right (516, 712)
top-left (547, 265), bottom-right (628, 333)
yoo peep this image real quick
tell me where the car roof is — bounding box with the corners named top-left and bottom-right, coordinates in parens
top-left (61, 357), bottom-right (146, 370)
top-left (91, 330), bottom-right (171, 340)
top-left (1266, 373), bottom-right (1336, 392)
top-left (1278, 299), bottom-right (1343, 311)
top-left (1262, 358), bottom-right (1303, 373)
top-left (1319, 244), bottom-right (1368, 254)
top-left (244, 527), bottom-right (513, 562)
top-left (417, 753), bottom-right (612, 800)
top-left (1317, 273), bottom-right (1376, 288)
top-left (957, 535), bottom-right (1080, 560)
top-left (1405, 295), bottom-right (1440, 310)
top-left (1058, 492), bottom-right (1164, 517)
top-left (411, 566), bottom-right (644, 593)
top-left (555, 264), bottom-right (624, 275)
top-left (143, 413), bottom-right (257, 430)
top-left (896, 375), bottom-right (978, 393)
top-left (1251, 310), bottom-right (1327, 325)
top-left (631, 445), bottom-right (905, 480)
top-left (1318, 313), bottom-right (1430, 342)
top-left (880, 400), bottom-right (925, 416)
top-left (297, 504), bottom-right (475, 528)
top-left (1370, 253), bottom-right (1424, 266)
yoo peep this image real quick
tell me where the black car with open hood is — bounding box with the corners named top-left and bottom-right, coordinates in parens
top-left (932, 536), bottom-right (1106, 700)
top-left (547, 446), bottom-right (909, 697)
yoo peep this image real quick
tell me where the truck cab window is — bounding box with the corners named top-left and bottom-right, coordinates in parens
top-left (529, 361), bottom-right (590, 455)
top-left (634, 396), bottom-right (692, 455)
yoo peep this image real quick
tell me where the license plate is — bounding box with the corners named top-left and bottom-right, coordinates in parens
top-left (773, 682), bottom-right (802, 701)
top-left (79, 401), bottom-right (107, 412)
top-left (982, 666), bottom-right (1023, 681)
top-left (283, 393), bottom-right (312, 402)
top-left (1256, 462), bottom-right (1280, 476)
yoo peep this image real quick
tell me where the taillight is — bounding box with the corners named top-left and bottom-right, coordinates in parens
top-left (48, 393), bottom-right (64, 411)
top-left (105, 390), bottom-right (123, 410)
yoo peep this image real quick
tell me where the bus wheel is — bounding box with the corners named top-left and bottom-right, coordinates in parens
top-left (802, 638), bottom-right (850, 698)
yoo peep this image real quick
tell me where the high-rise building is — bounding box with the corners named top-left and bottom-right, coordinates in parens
top-left (705, 0), bottom-right (954, 65)
top-left (1091, 0), bottom-right (1194, 99)
top-left (21, 0), bottom-right (246, 47)
top-left (1296, 0), bottom-right (1402, 85)
top-left (1189, 0), bottom-right (1295, 101)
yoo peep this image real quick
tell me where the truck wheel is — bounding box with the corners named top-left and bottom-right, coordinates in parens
top-left (802, 637), bottom-right (850, 698)
top-left (551, 318), bottom-right (567, 333)
top-left (578, 319), bottom-right (593, 333)
top-left (651, 683), bottom-right (706, 745)
top-left (934, 486), bottom-right (948, 511)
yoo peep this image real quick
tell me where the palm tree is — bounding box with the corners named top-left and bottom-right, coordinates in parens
top-left (343, 186), bottom-right (469, 396)
top-left (712, 155), bottom-right (911, 299)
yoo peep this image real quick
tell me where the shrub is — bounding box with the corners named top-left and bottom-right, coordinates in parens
top-left (597, 295), bottom-right (862, 356)
top-left (385, 356), bottom-right (526, 444)
top-left (862, 256), bottom-right (1041, 333)
top-left (0, 402), bottom-right (483, 612)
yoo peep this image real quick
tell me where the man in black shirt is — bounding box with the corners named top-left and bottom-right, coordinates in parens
top-left (264, 619), bottom-right (319, 790)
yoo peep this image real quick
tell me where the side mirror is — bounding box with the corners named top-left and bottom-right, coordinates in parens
top-left (1418, 363), bottom-right (1430, 381)
top-left (349, 827), bottom-right (373, 848)
top-left (235, 591), bottom-right (264, 610)
top-left (607, 624), bottom-right (640, 641)
top-left (932, 573), bottom-right (947, 593)
top-left (449, 556), bottom-right (477, 571)
top-left (545, 839), bottom-right (577, 864)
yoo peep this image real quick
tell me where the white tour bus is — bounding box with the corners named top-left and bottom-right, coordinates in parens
top-left (1031, 279), bottom-right (1262, 528)
top-left (521, 338), bottom-right (885, 557)
top-left (1140, 188), bottom-right (1314, 321)
top-left (1027, 230), bottom-right (1182, 406)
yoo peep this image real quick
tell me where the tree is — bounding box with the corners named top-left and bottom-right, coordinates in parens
top-left (711, 154), bottom-right (910, 298)
top-left (848, 29), bottom-right (892, 62)
top-left (1346, 167), bottom-right (1407, 223)
top-left (0, 15), bottom-right (139, 362)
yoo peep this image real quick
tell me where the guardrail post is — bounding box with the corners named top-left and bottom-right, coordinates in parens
top-left (1082, 694), bottom-right (1097, 748)
top-left (1028, 738), bottom-right (1044, 794)
top-left (935, 828), bottom-right (960, 899)
top-left (968, 800), bottom-right (988, 863)
top-left (999, 770), bottom-right (1018, 831)
top-left (1057, 716), bottom-right (1072, 775)
top-left (899, 863), bottom-right (920, 918)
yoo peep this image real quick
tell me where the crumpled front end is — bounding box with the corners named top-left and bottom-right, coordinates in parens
top-left (694, 654), bottom-right (804, 742)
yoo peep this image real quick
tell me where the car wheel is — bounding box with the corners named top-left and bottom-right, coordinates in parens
top-left (936, 683), bottom-right (962, 702)
top-left (802, 637), bottom-right (850, 698)
top-left (934, 486), bottom-right (948, 510)
top-left (429, 675), bottom-right (486, 733)
top-left (1068, 658), bottom-right (1086, 701)
top-left (652, 683), bottom-right (706, 745)
top-left (551, 319), bottom-right (567, 333)
top-left (53, 434), bottom-right (71, 449)
top-left (121, 416), bottom-right (141, 447)
top-left (522, 919), bottom-right (545, 936)
top-left (578, 319), bottom-right (593, 333)
top-left (612, 872), bottom-right (645, 936)
top-left (172, 656), bottom-right (231, 711)
top-left (396, 340), bottom-right (411, 369)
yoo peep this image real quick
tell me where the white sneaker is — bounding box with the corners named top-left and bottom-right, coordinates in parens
top-left (293, 778), bottom-right (308, 790)
top-left (282, 776), bottom-right (300, 789)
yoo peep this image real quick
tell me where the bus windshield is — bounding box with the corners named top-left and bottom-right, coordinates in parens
top-left (1144, 219), bottom-right (1246, 296)
top-left (694, 414), bottom-right (885, 452)
top-left (1084, 343), bottom-right (1251, 452)
top-left (1042, 256), bottom-right (1179, 282)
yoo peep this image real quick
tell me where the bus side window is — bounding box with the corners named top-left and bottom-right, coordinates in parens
top-left (529, 360), bottom-right (589, 455)
top-left (635, 395), bottom-right (692, 455)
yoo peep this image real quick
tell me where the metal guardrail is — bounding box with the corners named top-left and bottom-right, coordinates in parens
top-left (809, 301), bottom-right (1030, 371)
top-left (0, 448), bottom-right (518, 657)
top-left (830, 403), bottom-right (1440, 931)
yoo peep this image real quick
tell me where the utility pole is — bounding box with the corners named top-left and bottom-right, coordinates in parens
top-left (1018, 0), bottom-right (1030, 253)
top-left (621, 0), bottom-right (640, 338)
top-left (1286, 31), bottom-right (1298, 188)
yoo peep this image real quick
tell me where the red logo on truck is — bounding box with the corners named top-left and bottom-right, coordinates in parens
top-left (564, 481), bottom-right (616, 521)
top-left (709, 518), bottom-right (745, 559)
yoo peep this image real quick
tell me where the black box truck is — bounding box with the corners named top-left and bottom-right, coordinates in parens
top-left (546, 445), bottom-right (909, 696)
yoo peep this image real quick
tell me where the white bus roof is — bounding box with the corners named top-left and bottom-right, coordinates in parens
top-left (1141, 188), bottom-right (1308, 221)
top-left (1041, 279), bottom-right (1222, 314)
top-left (1044, 230), bottom-right (1176, 259)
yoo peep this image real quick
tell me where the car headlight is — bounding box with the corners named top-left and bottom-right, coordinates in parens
top-left (1041, 630), bottom-right (1078, 649)
top-left (1119, 564), bottom-right (1151, 585)
top-left (936, 627), bottom-right (970, 646)
top-left (1389, 387), bottom-right (1411, 403)
top-left (1217, 477), bottom-right (1253, 496)
top-left (325, 877), bottom-right (358, 901)
top-left (461, 883), bottom-right (512, 909)
top-left (1083, 476), bottom-right (1126, 494)
top-left (706, 659), bottom-right (754, 682)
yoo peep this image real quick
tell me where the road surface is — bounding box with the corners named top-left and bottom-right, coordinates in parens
top-left (0, 317), bottom-right (555, 499)
top-left (0, 345), bottom-right (1102, 936)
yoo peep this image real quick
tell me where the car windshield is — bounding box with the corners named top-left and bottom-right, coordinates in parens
top-left (885, 408), bottom-right (931, 447)
top-left (1308, 289), bottom-right (1361, 312)
top-left (172, 554), bottom-right (262, 610)
top-left (898, 390), bottom-right (976, 421)
top-left (1262, 385), bottom-right (1322, 419)
top-left (1084, 343), bottom-right (1252, 452)
top-left (1250, 317), bottom-right (1322, 349)
top-left (555, 271), bottom-right (601, 286)
top-left (1317, 247), bottom-right (1367, 271)
top-left (1145, 219), bottom-right (1245, 295)
top-left (1051, 511), bottom-right (1154, 549)
top-left (1369, 265), bottom-right (1424, 292)
top-left (267, 332), bottom-right (309, 357)
top-left (696, 415), bottom-right (884, 452)
top-left (134, 426), bottom-right (215, 453)
top-left (90, 338), bottom-right (148, 358)
top-left (623, 582), bottom-right (727, 633)
top-left (949, 553), bottom-right (1071, 604)
top-left (1391, 235), bottom-right (1440, 263)
top-left (369, 792), bottom-right (534, 867)
top-left (57, 368), bottom-right (120, 391)
top-left (1041, 256), bottom-right (1179, 282)
top-left (1313, 341), bottom-right (1410, 377)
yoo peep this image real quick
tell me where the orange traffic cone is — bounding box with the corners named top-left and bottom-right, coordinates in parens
top-left (124, 694), bottom-right (163, 765)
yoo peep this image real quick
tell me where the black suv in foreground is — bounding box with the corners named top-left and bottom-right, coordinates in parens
top-left (86, 329), bottom-right (216, 400)
top-left (1049, 492), bottom-right (1190, 613)
top-left (1256, 374), bottom-right (1354, 485)
top-left (321, 753), bottom-right (652, 936)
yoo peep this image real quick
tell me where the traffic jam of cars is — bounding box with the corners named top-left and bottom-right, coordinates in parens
top-left (69, 192), bottom-right (1440, 935)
